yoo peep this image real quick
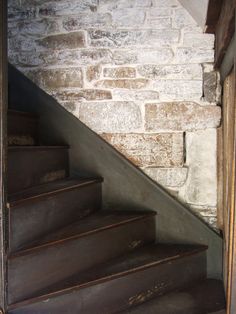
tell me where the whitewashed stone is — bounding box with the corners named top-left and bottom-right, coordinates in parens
top-left (112, 90), bottom-right (159, 101)
top-left (137, 64), bottom-right (202, 80)
top-left (88, 29), bottom-right (180, 48)
top-left (145, 17), bottom-right (172, 29)
top-left (175, 48), bottom-right (214, 64)
top-left (183, 33), bottom-right (215, 49)
top-left (152, 0), bottom-right (180, 7)
top-left (152, 80), bottom-right (202, 101)
top-left (111, 9), bottom-right (146, 27)
top-left (79, 102), bottom-right (142, 132)
top-left (179, 129), bottom-right (217, 206)
top-left (143, 167), bottom-right (188, 187)
top-left (62, 13), bottom-right (112, 31)
top-left (173, 8), bottom-right (196, 28)
top-left (98, 0), bottom-right (152, 10)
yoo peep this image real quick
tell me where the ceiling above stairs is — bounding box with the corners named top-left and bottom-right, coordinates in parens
top-left (178, 0), bottom-right (209, 29)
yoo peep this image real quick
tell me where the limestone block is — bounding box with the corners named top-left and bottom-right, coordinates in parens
top-left (103, 67), bottom-right (136, 78)
top-left (52, 89), bottom-right (112, 101)
top-left (95, 79), bottom-right (149, 89)
top-left (143, 167), bottom-right (188, 187)
top-left (175, 48), bottom-right (214, 64)
top-left (112, 90), bottom-right (159, 101)
top-left (145, 102), bottom-right (221, 131)
top-left (37, 32), bottom-right (86, 50)
top-left (102, 133), bottom-right (184, 167)
top-left (79, 102), bottom-right (142, 132)
top-left (179, 129), bottom-right (217, 206)
top-left (137, 64), bottom-right (202, 80)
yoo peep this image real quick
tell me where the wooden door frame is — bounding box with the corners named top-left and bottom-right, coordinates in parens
top-left (0, 0), bottom-right (8, 312)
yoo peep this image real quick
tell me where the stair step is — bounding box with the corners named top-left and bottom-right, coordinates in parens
top-left (8, 146), bottom-right (69, 194)
top-left (8, 110), bottom-right (38, 146)
top-left (8, 210), bottom-right (156, 304)
top-left (121, 279), bottom-right (225, 314)
top-left (8, 244), bottom-right (207, 314)
top-left (8, 178), bottom-right (103, 252)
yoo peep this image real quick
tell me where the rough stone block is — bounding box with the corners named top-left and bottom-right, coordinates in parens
top-left (143, 167), bottom-right (188, 187)
top-left (152, 80), bottom-right (202, 101)
top-left (112, 90), bottom-right (159, 101)
top-left (79, 102), bottom-right (142, 132)
top-left (173, 8), bottom-right (196, 28)
top-left (145, 17), bottom-right (172, 29)
top-left (103, 67), bottom-right (136, 78)
top-left (152, 0), bottom-right (180, 6)
top-left (111, 9), bottom-right (146, 27)
top-left (112, 48), bottom-right (174, 65)
top-left (203, 71), bottom-right (218, 103)
top-left (86, 65), bottom-right (101, 82)
top-left (179, 129), bottom-right (217, 206)
top-left (183, 33), bottom-right (215, 49)
top-left (95, 79), bottom-right (149, 89)
top-left (52, 89), bottom-right (112, 101)
top-left (137, 64), bottom-right (202, 80)
top-left (37, 32), bottom-right (86, 50)
top-left (88, 29), bottom-right (180, 48)
top-left (98, 0), bottom-right (152, 10)
top-left (26, 68), bottom-right (84, 89)
top-left (101, 133), bottom-right (184, 167)
top-left (145, 102), bottom-right (221, 131)
top-left (175, 48), bottom-right (214, 64)
top-left (62, 13), bottom-right (111, 31)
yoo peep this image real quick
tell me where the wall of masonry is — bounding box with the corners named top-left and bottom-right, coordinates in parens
top-left (8, 0), bottom-right (222, 227)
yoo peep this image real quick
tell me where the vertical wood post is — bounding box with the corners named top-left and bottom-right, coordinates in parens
top-left (0, 0), bottom-right (8, 312)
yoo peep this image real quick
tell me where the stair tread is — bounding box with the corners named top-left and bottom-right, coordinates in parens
top-left (9, 243), bottom-right (207, 309)
top-left (8, 177), bottom-right (103, 206)
top-left (10, 210), bottom-right (156, 256)
top-left (8, 109), bottom-right (38, 118)
top-left (121, 279), bottom-right (225, 314)
top-left (8, 145), bottom-right (69, 151)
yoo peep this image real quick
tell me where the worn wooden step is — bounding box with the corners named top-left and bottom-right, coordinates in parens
top-left (121, 279), bottom-right (225, 314)
top-left (8, 244), bottom-right (207, 314)
top-left (8, 110), bottom-right (38, 146)
top-left (8, 178), bottom-right (103, 253)
top-left (8, 146), bottom-right (69, 194)
top-left (8, 210), bottom-right (156, 304)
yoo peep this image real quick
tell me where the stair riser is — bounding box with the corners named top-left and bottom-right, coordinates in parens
top-left (8, 252), bottom-right (206, 314)
top-left (8, 148), bottom-right (69, 194)
top-left (8, 112), bottom-right (38, 146)
top-left (9, 183), bottom-right (102, 252)
top-left (8, 216), bottom-right (156, 304)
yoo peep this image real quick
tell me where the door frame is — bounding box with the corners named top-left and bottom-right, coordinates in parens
top-left (0, 0), bottom-right (8, 312)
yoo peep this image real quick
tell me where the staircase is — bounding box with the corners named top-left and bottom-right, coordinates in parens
top-left (6, 108), bottom-right (226, 313)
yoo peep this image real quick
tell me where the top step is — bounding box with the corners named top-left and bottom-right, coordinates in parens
top-left (8, 110), bottom-right (38, 146)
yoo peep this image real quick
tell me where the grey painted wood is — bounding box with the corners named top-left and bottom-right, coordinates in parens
top-left (0, 1), bottom-right (7, 312)
top-left (8, 64), bottom-right (223, 280)
top-left (220, 35), bottom-right (235, 83)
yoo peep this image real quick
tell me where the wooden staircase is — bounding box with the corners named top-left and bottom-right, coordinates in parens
top-left (6, 109), bottom-right (226, 313)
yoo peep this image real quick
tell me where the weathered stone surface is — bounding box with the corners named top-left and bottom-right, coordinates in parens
top-left (112, 48), bottom-right (174, 65)
top-left (88, 29), bottom-right (180, 47)
top-left (39, 0), bottom-right (98, 17)
top-left (95, 79), bottom-right (149, 89)
top-left (145, 102), bottom-right (221, 131)
top-left (183, 33), bottom-right (215, 49)
top-left (152, 80), bottom-right (202, 101)
top-left (203, 71), bottom-right (218, 103)
top-left (137, 64), bottom-right (202, 80)
top-left (173, 8), bottom-right (196, 28)
top-left (112, 90), bottom-right (159, 101)
top-left (98, 0), bottom-right (152, 10)
top-left (179, 129), bottom-right (217, 206)
top-left (62, 13), bottom-right (111, 31)
top-left (103, 67), bottom-right (136, 78)
top-left (145, 17), bottom-right (172, 29)
top-left (102, 133), bottom-right (184, 167)
top-left (86, 65), bottom-right (101, 82)
top-left (147, 8), bottom-right (172, 17)
top-left (26, 68), bottom-right (84, 89)
top-left (174, 48), bottom-right (214, 64)
top-left (38, 32), bottom-right (86, 50)
top-left (52, 89), bottom-right (112, 101)
top-left (152, 0), bottom-right (180, 6)
top-left (111, 9), bottom-right (146, 27)
top-left (190, 205), bottom-right (217, 228)
top-left (79, 102), bottom-right (142, 132)
top-left (143, 167), bottom-right (188, 187)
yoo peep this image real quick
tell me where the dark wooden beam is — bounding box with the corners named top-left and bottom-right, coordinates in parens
top-left (205, 0), bottom-right (223, 34)
top-left (215, 0), bottom-right (235, 68)
top-left (0, 0), bottom-right (8, 312)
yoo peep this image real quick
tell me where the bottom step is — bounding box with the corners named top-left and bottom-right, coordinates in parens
top-left (122, 279), bottom-right (225, 314)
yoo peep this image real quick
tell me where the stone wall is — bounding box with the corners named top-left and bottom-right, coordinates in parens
top-left (8, 0), bottom-right (221, 227)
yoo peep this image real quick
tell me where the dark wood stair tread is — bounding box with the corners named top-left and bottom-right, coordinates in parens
top-left (8, 145), bottom-right (69, 151)
top-left (121, 279), bottom-right (225, 314)
top-left (8, 177), bottom-right (103, 206)
top-left (8, 109), bottom-right (38, 118)
top-left (9, 243), bottom-right (207, 310)
top-left (10, 210), bottom-right (156, 256)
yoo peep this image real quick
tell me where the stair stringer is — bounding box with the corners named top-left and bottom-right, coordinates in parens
top-left (8, 63), bottom-right (223, 279)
